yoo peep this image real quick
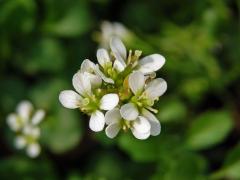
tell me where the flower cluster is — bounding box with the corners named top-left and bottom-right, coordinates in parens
top-left (7, 101), bottom-right (45, 158)
top-left (59, 37), bottom-right (167, 140)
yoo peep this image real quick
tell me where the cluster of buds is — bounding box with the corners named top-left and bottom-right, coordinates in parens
top-left (6, 101), bottom-right (45, 157)
top-left (59, 37), bottom-right (167, 140)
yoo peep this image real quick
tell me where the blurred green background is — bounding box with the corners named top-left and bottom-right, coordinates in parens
top-left (0, 0), bottom-right (240, 179)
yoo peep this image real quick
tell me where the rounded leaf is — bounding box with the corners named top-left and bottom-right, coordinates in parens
top-left (186, 111), bottom-right (234, 150)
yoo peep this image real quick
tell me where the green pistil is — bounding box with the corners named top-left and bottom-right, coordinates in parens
top-left (131, 96), bottom-right (138, 104)
top-left (130, 94), bottom-right (155, 110)
top-left (80, 95), bottom-right (100, 114)
top-left (115, 50), bottom-right (142, 86)
top-left (16, 117), bottom-right (24, 129)
top-left (25, 135), bottom-right (38, 144)
top-left (102, 62), bottom-right (119, 82)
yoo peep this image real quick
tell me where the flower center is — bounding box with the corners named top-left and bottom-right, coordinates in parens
top-left (121, 119), bottom-right (133, 132)
top-left (79, 95), bottom-right (100, 114)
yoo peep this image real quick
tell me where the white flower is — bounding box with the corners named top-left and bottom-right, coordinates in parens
top-left (7, 101), bottom-right (32, 131)
top-left (129, 71), bottom-right (167, 102)
top-left (110, 37), bottom-right (165, 74)
top-left (59, 35), bottom-right (167, 139)
top-left (119, 71), bottom-right (167, 136)
top-left (93, 37), bottom-right (166, 85)
top-left (80, 59), bottom-right (102, 88)
top-left (7, 101), bottom-right (45, 132)
top-left (95, 42), bottom-right (127, 83)
top-left (105, 108), bottom-right (151, 140)
top-left (110, 38), bottom-right (127, 72)
top-left (59, 71), bottom-right (119, 132)
top-left (95, 49), bottom-right (115, 84)
top-left (15, 126), bottom-right (41, 158)
top-left (119, 103), bottom-right (161, 137)
top-left (6, 100), bottom-right (45, 158)
top-left (98, 21), bottom-right (130, 48)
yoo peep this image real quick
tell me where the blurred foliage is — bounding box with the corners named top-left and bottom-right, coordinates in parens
top-left (0, 0), bottom-right (240, 179)
top-left (186, 110), bottom-right (234, 150)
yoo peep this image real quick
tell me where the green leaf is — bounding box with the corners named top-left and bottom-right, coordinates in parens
top-left (30, 79), bottom-right (67, 111)
top-left (41, 107), bottom-right (83, 154)
top-left (118, 133), bottom-right (183, 162)
top-left (180, 77), bottom-right (209, 104)
top-left (118, 133), bottom-right (159, 162)
top-left (211, 144), bottom-right (240, 179)
top-left (185, 111), bottom-right (233, 150)
top-left (20, 38), bottom-right (65, 74)
top-left (0, 77), bottom-right (26, 113)
top-left (0, 0), bottom-right (36, 33)
top-left (157, 97), bottom-right (187, 123)
top-left (151, 152), bottom-right (207, 180)
top-left (85, 152), bottom-right (123, 180)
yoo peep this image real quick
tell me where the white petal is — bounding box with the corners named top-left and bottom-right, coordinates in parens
top-left (72, 72), bottom-right (91, 96)
top-left (113, 22), bottom-right (129, 38)
top-left (113, 59), bottom-right (125, 72)
top-left (101, 21), bottom-right (113, 35)
top-left (84, 72), bottom-right (102, 89)
top-left (101, 21), bottom-right (114, 43)
top-left (15, 136), bottom-right (27, 149)
top-left (131, 116), bottom-right (151, 140)
top-left (59, 90), bottom-right (82, 109)
top-left (129, 71), bottom-right (145, 95)
top-left (105, 123), bottom-right (121, 138)
top-left (131, 129), bottom-right (150, 140)
top-left (80, 60), bottom-right (102, 89)
top-left (17, 100), bottom-right (33, 122)
top-left (27, 143), bottom-right (40, 158)
top-left (80, 59), bottom-right (95, 73)
top-left (120, 103), bottom-right (139, 121)
top-left (31, 110), bottom-right (45, 125)
top-left (89, 110), bottom-right (105, 132)
top-left (94, 65), bottom-right (114, 84)
top-left (142, 108), bottom-right (161, 136)
top-left (138, 54), bottom-right (165, 74)
top-left (105, 108), bottom-right (121, 125)
top-left (113, 53), bottom-right (126, 70)
top-left (133, 116), bottom-right (151, 134)
top-left (110, 37), bottom-right (127, 60)
top-left (6, 113), bottom-right (21, 131)
top-left (100, 94), bottom-right (119, 110)
top-left (97, 48), bottom-right (110, 68)
top-left (144, 78), bottom-right (167, 100)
